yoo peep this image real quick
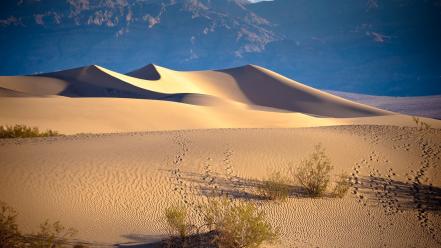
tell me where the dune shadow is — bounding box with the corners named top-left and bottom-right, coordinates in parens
top-left (356, 176), bottom-right (441, 212)
top-left (165, 169), bottom-right (320, 201)
top-left (217, 65), bottom-right (387, 118)
top-left (118, 232), bottom-right (218, 248)
top-left (167, 169), bottom-right (441, 208)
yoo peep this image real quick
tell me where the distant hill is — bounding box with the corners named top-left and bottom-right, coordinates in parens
top-left (1, 0), bottom-right (440, 96)
top-left (330, 91), bottom-right (441, 120)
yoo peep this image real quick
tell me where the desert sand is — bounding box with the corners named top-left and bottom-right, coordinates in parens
top-left (0, 64), bottom-right (440, 247)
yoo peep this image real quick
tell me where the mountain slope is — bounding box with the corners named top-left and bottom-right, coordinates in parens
top-left (330, 90), bottom-right (441, 120)
top-left (1, 0), bottom-right (440, 96)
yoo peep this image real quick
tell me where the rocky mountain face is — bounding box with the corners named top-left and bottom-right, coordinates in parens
top-left (1, 0), bottom-right (440, 96)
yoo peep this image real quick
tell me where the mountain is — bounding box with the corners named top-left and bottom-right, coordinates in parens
top-left (330, 90), bottom-right (441, 120)
top-left (249, 0), bottom-right (441, 96)
top-left (0, 0), bottom-right (440, 96)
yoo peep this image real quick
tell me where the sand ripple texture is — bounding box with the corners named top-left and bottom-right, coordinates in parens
top-left (0, 126), bottom-right (440, 247)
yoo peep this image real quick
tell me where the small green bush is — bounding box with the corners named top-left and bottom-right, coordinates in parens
top-left (1, 201), bottom-right (77, 248)
top-left (0, 125), bottom-right (60, 139)
top-left (165, 205), bottom-right (192, 241)
top-left (27, 220), bottom-right (77, 248)
top-left (164, 200), bottom-right (278, 248)
top-left (258, 171), bottom-right (291, 201)
top-left (332, 173), bottom-right (351, 198)
top-left (0, 201), bottom-right (22, 248)
top-left (205, 199), bottom-right (278, 248)
top-left (294, 144), bottom-right (333, 197)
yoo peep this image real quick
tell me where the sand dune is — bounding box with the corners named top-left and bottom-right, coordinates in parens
top-left (0, 64), bottom-right (391, 120)
top-left (1, 64), bottom-right (441, 247)
top-left (0, 127), bottom-right (440, 247)
top-left (1, 63), bottom-right (440, 134)
top-left (124, 64), bottom-right (391, 117)
top-left (0, 96), bottom-right (440, 135)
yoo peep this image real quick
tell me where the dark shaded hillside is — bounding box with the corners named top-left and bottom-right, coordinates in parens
top-left (249, 0), bottom-right (441, 96)
top-left (330, 91), bottom-right (441, 119)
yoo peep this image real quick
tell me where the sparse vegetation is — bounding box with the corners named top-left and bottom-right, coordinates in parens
top-left (0, 201), bottom-right (22, 248)
top-left (28, 220), bottom-right (77, 248)
top-left (204, 199), bottom-right (278, 248)
top-left (293, 144), bottom-right (333, 197)
top-left (166, 150), bottom-right (279, 247)
top-left (258, 171), bottom-right (291, 201)
top-left (165, 205), bottom-right (192, 245)
top-left (412, 116), bottom-right (431, 131)
top-left (0, 201), bottom-right (77, 248)
top-left (332, 173), bottom-right (351, 198)
top-left (0, 125), bottom-right (60, 139)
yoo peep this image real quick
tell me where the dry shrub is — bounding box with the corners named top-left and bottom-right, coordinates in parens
top-left (165, 205), bottom-right (192, 241)
top-left (205, 199), bottom-right (278, 248)
top-left (28, 220), bottom-right (77, 248)
top-left (0, 125), bottom-right (59, 139)
top-left (0, 201), bottom-right (22, 248)
top-left (1, 201), bottom-right (77, 248)
top-left (164, 199), bottom-right (278, 248)
top-left (332, 173), bottom-right (351, 198)
top-left (294, 144), bottom-right (333, 197)
top-left (412, 116), bottom-right (431, 131)
top-left (258, 171), bottom-right (291, 201)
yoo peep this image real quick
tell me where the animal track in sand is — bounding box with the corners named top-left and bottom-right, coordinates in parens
top-left (368, 168), bottom-right (401, 216)
top-left (351, 150), bottom-right (404, 245)
top-left (170, 133), bottom-right (194, 207)
top-left (410, 134), bottom-right (441, 244)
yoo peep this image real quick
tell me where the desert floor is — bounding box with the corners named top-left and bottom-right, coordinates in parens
top-left (1, 64), bottom-right (441, 247)
top-left (1, 126), bottom-right (440, 247)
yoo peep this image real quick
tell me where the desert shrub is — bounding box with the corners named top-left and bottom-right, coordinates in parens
top-left (0, 125), bottom-right (60, 139)
top-left (0, 201), bottom-right (23, 248)
top-left (1, 201), bottom-right (78, 248)
top-left (258, 171), bottom-right (291, 201)
top-left (204, 199), bottom-right (278, 248)
top-left (27, 220), bottom-right (77, 248)
top-left (165, 205), bottom-right (192, 243)
top-left (412, 116), bottom-right (431, 131)
top-left (294, 144), bottom-right (333, 197)
top-left (332, 173), bottom-right (351, 198)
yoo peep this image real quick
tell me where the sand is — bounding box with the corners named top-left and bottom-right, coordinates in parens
top-left (0, 127), bottom-right (440, 247)
top-left (0, 64), bottom-right (439, 134)
top-left (0, 64), bottom-right (441, 247)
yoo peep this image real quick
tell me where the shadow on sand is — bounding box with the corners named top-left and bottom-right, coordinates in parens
top-left (166, 169), bottom-right (318, 201)
top-left (117, 172), bottom-right (441, 247)
top-left (356, 176), bottom-right (441, 212)
top-left (118, 232), bottom-right (218, 248)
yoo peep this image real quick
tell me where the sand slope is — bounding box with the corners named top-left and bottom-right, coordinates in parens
top-left (2, 63), bottom-right (437, 134)
top-left (0, 127), bottom-right (440, 247)
top-left (1, 64), bottom-right (440, 134)
top-left (0, 96), bottom-right (440, 134)
top-left (0, 64), bottom-right (391, 122)
top-left (1, 64), bottom-right (441, 247)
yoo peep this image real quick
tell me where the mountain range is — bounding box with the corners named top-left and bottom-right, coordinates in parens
top-left (1, 0), bottom-right (440, 96)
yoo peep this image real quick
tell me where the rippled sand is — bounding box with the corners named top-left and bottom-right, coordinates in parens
top-left (1, 126), bottom-right (440, 247)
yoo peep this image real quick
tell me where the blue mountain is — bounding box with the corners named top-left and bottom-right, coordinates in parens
top-left (0, 0), bottom-right (440, 96)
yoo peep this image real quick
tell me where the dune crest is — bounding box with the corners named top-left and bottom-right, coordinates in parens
top-left (126, 63), bottom-right (161, 80)
top-left (0, 64), bottom-right (390, 117)
top-left (1, 63), bottom-right (440, 134)
top-left (1, 64), bottom-right (441, 247)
